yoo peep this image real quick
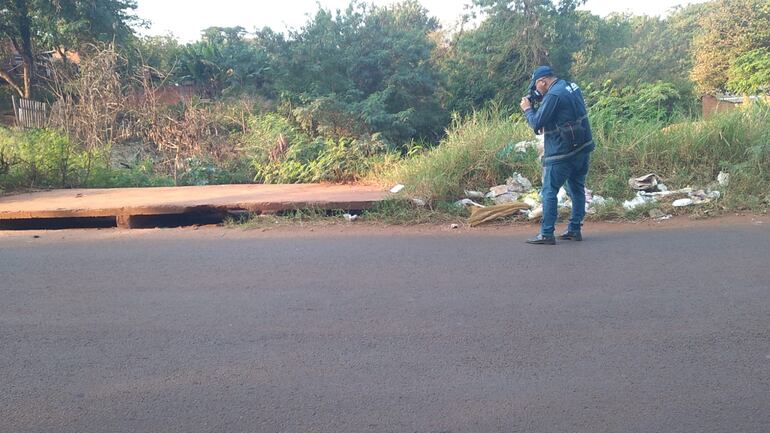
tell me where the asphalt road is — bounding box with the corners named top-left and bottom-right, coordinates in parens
top-left (1, 218), bottom-right (769, 433)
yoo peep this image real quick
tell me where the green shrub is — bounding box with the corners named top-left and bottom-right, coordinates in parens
top-left (88, 158), bottom-right (175, 188)
top-left (253, 136), bottom-right (385, 183)
top-left (0, 127), bottom-right (103, 189)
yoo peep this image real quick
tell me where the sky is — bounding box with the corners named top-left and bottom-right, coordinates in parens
top-left (135, 0), bottom-right (710, 42)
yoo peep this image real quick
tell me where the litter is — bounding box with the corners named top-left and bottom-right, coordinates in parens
top-left (536, 134), bottom-right (545, 158)
top-left (629, 173), bottom-right (662, 192)
top-left (487, 185), bottom-right (511, 198)
top-left (523, 196), bottom-right (540, 209)
top-left (492, 193), bottom-right (520, 205)
top-left (506, 173), bottom-right (533, 192)
top-left (389, 184), bottom-right (405, 194)
top-left (464, 190), bottom-right (484, 199)
top-left (454, 198), bottom-right (485, 208)
top-left (586, 192), bottom-right (606, 214)
top-left (343, 213), bottom-right (359, 221)
top-left (514, 139), bottom-right (539, 153)
top-left (412, 198), bottom-right (426, 206)
top-left (623, 191), bottom-right (656, 210)
top-left (498, 140), bottom-right (539, 158)
top-left (718, 171), bottom-right (729, 187)
top-left (688, 189), bottom-right (720, 205)
top-left (528, 205), bottom-right (543, 220)
top-left (486, 174), bottom-right (533, 200)
top-left (637, 186), bottom-right (693, 199)
top-left (672, 198), bottom-right (693, 207)
top-left (557, 187), bottom-right (572, 208)
top-left (450, 223), bottom-right (459, 229)
top-left (468, 202), bottom-right (531, 227)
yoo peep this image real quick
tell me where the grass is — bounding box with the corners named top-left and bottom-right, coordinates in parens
top-left (224, 207), bottom-right (354, 228)
top-left (374, 103), bottom-right (770, 221)
top-left (361, 199), bottom-right (469, 225)
top-left (3, 102), bottom-right (767, 226)
top-left (224, 200), bottom-right (471, 228)
top-left (374, 110), bottom-right (540, 205)
top-left (225, 103), bottom-right (769, 228)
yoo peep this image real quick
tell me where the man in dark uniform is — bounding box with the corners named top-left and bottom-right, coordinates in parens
top-left (520, 65), bottom-right (595, 245)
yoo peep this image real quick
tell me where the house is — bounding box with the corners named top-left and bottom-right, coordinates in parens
top-left (702, 94), bottom-right (770, 119)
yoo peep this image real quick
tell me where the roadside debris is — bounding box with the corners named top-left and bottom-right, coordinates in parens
top-left (622, 172), bottom-right (726, 211)
top-left (454, 198), bottom-right (485, 208)
top-left (629, 173), bottom-right (662, 192)
top-left (718, 171), bottom-right (729, 187)
top-left (468, 202), bottom-right (531, 227)
top-left (522, 191), bottom-right (540, 209)
top-left (389, 184), bottom-right (405, 194)
top-left (557, 187), bottom-right (571, 208)
top-left (672, 198), bottom-right (693, 207)
top-left (486, 185), bottom-right (520, 204)
top-left (485, 173), bottom-right (533, 204)
top-left (454, 167), bottom-right (728, 225)
top-left (527, 206), bottom-right (543, 220)
top-left (412, 198), bottom-right (426, 207)
top-left (507, 173), bottom-right (533, 192)
top-left (623, 191), bottom-right (657, 210)
top-left (514, 139), bottom-right (539, 153)
top-left (450, 223), bottom-right (459, 229)
top-left (497, 139), bottom-right (539, 159)
top-left (343, 213), bottom-right (359, 222)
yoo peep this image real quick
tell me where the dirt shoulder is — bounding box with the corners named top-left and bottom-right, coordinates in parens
top-left (0, 213), bottom-right (766, 244)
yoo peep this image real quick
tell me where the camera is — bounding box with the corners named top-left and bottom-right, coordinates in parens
top-left (526, 89), bottom-right (543, 106)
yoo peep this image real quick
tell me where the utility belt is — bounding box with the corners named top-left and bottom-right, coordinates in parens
top-left (542, 140), bottom-right (593, 164)
top-left (541, 113), bottom-right (591, 164)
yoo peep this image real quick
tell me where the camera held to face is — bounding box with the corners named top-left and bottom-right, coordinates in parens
top-left (526, 89), bottom-right (543, 106)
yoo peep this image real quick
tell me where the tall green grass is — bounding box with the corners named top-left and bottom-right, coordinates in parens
top-left (381, 103), bottom-right (770, 210)
top-left (0, 127), bottom-right (175, 190)
top-left (591, 103), bottom-right (770, 206)
top-left (379, 110), bottom-right (539, 203)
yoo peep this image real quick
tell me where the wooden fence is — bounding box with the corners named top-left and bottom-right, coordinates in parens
top-left (11, 96), bottom-right (49, 129)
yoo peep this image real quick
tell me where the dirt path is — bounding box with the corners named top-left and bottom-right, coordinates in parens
top-left (0, 213), bottom-right (766, 241)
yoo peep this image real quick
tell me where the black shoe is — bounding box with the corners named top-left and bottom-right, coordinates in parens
top-left (526, 234), bottom-right (556, 245)
top-left (558, 230), bottom-right (582, 241)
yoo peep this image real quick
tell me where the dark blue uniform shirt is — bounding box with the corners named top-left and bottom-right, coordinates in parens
top-left (524, 79), bottom-right (594, 165)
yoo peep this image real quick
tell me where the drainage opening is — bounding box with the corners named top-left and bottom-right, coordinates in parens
top-left (0, 216), bottom-right (118, 230)
top-left (123, 211), bottom-right (227, 229)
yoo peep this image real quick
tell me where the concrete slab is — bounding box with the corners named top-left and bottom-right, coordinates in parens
top-left (0, 184), bottom-right (388, 224)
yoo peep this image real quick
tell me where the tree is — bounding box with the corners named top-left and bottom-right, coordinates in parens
top-left (438, 0), bottom-right (586, 115)
top-left (0, 0), bottom-right (36, 98)
top-left (0, 0), bottom-right (140, 98)
top-left (570, 3), bottom-right (706, 90)
top-left (177, 27), bottom-right (272, 97)
top-left (272, 0), bottom-right (446, 145)
top-left (133, 34), bottom-right (183, 77)
top-left (691, 0), bottom-right (770, 94)
top-left (727, 48), bottom-right (770, 95)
